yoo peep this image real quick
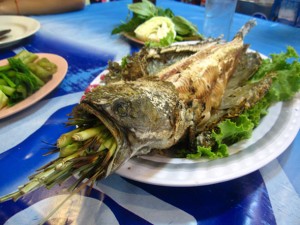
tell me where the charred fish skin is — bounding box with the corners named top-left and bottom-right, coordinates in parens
top-left (104, 20), bottom-right (257, 150)
top-left (197, 51), bottom-right (271, 132)
top-left (81, 80), bottom-right (192, 158)
top-left (154, 21), bottom-right (256, 134)
top-left (106, 38), bottom-right (222, 83)
top-left (61, 20), bottom-right (259, 177)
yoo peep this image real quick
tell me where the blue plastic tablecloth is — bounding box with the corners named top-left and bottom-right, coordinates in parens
top-left (0, 1), bottom-right (299, 224)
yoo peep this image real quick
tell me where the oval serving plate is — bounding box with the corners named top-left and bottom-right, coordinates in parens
top-left (0, 53), bottom-right (68, 120)
top-left (88, 51), bottom-right (300, 187)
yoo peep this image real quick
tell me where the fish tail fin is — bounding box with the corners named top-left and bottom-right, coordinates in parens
top-left (234, 19), bottom-right (257, 40)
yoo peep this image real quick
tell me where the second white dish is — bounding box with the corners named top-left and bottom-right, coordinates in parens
top-left (0, 16), bottom-right (40, 49)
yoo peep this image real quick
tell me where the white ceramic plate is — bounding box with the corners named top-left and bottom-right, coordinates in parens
top-left (0, 53), bottom-right (68, 119)
top-left (0, 16), bottom-right (40, 49)
top-left (89, 53), bottom-right (300, 187)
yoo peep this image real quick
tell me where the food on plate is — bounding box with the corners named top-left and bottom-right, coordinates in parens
top-left (0, 50), bottom-right (57, 109)
top-left (112, 0), bottom-right (203, 46)
top-left (1, 21), bottom-right (299, 222)
top-left (134, 16), bottom-right (176, 42)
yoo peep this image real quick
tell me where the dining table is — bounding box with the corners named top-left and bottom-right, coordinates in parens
top-left (0, 0), bottom-right (299, 224)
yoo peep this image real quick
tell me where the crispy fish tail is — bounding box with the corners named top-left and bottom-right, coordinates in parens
top-left (234, 19), bottom-right (257, 40)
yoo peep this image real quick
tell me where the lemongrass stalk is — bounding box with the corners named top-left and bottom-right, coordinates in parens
top-left (96, 133), bottom-right (112, 151)
top-left (19, 180), bottom-right (40, 195)
top-left (110, 142), bottom-right (117, 153)
top-left (72, 126), bottom-right (105, 142)
top-left (102, 139), bottom-right (117, 166)
top-left (0, 191), bottom-right (21, 202)
top-left (103, 136), bottom-right (114, 149)
top-left (59, 142), bottom-right (81, 158)
top-left (106, 141), bottom-right (117, 160)
top-left (55, 161), bottom-right (71, 172)
top-left (98, 131), bottom-right (111, 143)
top-left (33, 167), bottom-right (55, 181)
top-left (55, 152), bottom-right (80, 170)
top-left (105, 142), bottom-right (118, 176)
top-left (44, 164), bottom-right (73, 188)
top-left (57, 128), bottom-right (81, 148)
top-left (46, 172), bottom-right (72, 189)
top-left (98, 143), bottom-right (107, 151)
top-left (61, 152), bottom-right (81, 163)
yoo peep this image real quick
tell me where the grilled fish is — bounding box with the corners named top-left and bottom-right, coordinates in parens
top-left (1, 20), bottom-right (266, 204)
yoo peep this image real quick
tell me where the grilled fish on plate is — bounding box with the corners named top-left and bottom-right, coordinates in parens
top-left (0, 20), bottom-right (278, 204)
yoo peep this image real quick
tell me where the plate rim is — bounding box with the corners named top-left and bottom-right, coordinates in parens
top-left (122, 32), bottom-right (145, 45)
top-left (0, 53), bottom-right (68, 120)
top-left (0, 16), bottom-right (40, 48)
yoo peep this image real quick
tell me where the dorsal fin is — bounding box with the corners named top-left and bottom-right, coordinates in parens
top-left (234, 19), bottom-right (257, 40)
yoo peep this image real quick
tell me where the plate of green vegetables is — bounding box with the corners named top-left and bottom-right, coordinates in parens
top-left (0, 50), bottom-right (68, 119)
top-left (112, 0), bottom-right (204, 47)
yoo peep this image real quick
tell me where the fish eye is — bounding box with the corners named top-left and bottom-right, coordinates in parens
top-left (112, 99), bottom-right (130, 117)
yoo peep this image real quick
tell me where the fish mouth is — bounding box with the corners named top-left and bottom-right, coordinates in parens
top-left (79, 102), bottom-right (132, 175)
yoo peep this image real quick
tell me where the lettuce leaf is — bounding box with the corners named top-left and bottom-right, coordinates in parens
top-left (251, 46), bottom-right (300, 103)
top-left (212, 115), bottom-right (254, 146)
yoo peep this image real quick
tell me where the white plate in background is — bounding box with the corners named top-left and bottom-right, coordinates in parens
top-left (0, 16), bottom-right (40, 49)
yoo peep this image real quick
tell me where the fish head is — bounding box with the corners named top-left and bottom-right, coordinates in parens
top-left (80, 80), bottom-right (188, 174)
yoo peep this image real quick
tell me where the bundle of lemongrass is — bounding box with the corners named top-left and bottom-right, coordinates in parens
top-left (0, 124), bottom-right (116, 202)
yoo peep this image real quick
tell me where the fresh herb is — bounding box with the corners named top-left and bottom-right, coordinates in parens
top-left (112, 0), bottom-right (203, 46)
top-left (172, 16), bottom-right (198, 36)
top-left (128, 0), bottom-right (158, 18)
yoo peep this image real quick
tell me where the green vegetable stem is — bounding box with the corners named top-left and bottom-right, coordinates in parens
top-left (0, 50), bottom-right (57, 109)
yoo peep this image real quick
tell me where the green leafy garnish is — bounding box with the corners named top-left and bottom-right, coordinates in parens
top-left (172, 16), bottom-right (198, 36)
top-left (128, 0), bottom-right (158, 18)
top-left (213, 115), bottom-right (254, 147)
top-left (112, 0), bottom-right (203, 46)
top-left (187, 144), bottom-right (228, 160)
